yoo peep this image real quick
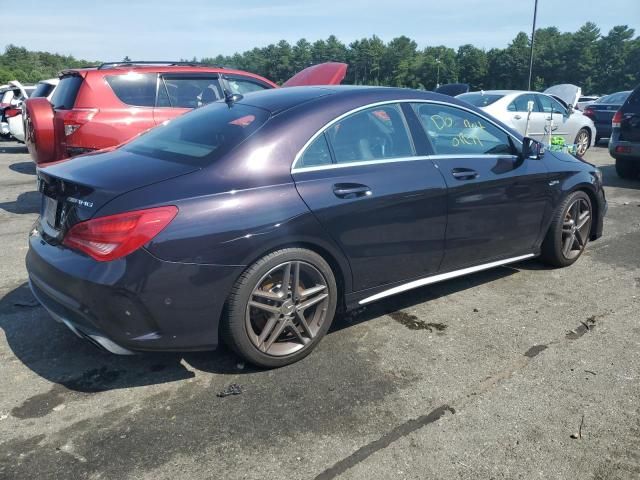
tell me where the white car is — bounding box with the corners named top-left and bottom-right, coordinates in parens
top-left (457, 84), bottom-right (596, 157)
top-left (576, 95), bottom-right (600, 111)
top-left (7, 78), bottom-right (59, 142)
top-left (1, 80), bottom-right (35, 137)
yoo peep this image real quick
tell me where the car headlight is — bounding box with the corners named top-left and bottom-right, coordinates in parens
top-left (594, 168), bottom-right (603, 184)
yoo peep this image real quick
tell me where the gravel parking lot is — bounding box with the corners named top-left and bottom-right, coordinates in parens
top-left (0, 140), bottom-right (638, 480)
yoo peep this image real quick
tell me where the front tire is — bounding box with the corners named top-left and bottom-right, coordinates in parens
top-left (574, 128), bottom-right (590, 157)
top-left (222, 248), bottom-right (337, 368)
top-left (615, 157), bottom-right (639, 179)
top-left (540, 191), bottom-right (592, 268)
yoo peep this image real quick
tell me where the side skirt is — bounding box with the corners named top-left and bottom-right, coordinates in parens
top-left (357, 253), bottom-right (536, 305)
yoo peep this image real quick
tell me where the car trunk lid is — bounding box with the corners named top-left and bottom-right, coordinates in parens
top-left (282, 62), bottom-right (347, 87)
top-left (36, 149), bottom-right (199, 241)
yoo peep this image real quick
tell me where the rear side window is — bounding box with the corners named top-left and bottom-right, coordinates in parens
top-left (324, 104), bottom-right (414, 164)
top-left (51, 75), bottom-right (83, 109)
top-left (106, 73), bottom-right (157, 107)
top-left (457, 93), bottom-right (505, 107)
top-left (412, 103), bottom-right (513, 156)
top-left (122, 103), bottom-right (270, 166)
top-left (31, 82), bottom-right (56, 99)
top-left (298, 134), bottom-right (333, 168)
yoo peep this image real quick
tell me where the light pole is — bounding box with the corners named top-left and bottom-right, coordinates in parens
top-left (436, 58), bottom-right (441, 88)
top-left (527, 0), bottom-right (539, 90)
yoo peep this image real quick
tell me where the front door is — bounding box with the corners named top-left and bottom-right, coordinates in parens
top-left (410, 102), bottom-right (549, 271)
top-left (292, 103), bottom-right (448, 292)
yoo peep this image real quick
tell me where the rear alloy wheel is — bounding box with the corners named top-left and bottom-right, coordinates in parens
top-left (615, 158), bottom-right (639, 179)
top-left (574, 128), bottom-right (590, 157)
top-left (541, 191), bottom-right (592, 267)
top-left (222, 248), bottom-right (337, 368)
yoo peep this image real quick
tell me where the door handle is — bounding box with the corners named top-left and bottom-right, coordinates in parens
top-left (332, 183), bottom-right (372, 199)
top-left (514, 114), bottom-right (522, 120)
top-left (451, 168), bottom-right (479, 180)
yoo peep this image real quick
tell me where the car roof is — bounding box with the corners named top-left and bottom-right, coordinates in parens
top-left (236, 85), bottom-right (450, 114)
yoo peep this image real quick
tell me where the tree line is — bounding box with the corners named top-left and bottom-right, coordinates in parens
top-left (1, 22), bottom-right (638, 94)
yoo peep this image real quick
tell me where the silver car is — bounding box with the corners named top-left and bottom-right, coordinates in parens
top-left (457, 84), bottom-right (596, 157)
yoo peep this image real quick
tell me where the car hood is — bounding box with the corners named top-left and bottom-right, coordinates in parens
top-left (544, 84), bottom-right (581, 108)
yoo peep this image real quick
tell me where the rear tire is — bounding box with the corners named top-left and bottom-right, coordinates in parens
top-left (221, 248), bottom-right (337, 368)
top-left (615, 158), bottom-right (639, 179)
top-left (540, 191), bottom-right (592, 268)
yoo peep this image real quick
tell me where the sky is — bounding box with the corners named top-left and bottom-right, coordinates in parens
top-left (1, 0), bottom-right (638, 60)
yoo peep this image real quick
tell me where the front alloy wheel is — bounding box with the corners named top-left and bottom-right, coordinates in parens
top-left (574, 128), bottom-right (590, 157)
top-left (222, 248), bottom-right (337, 368)
top-left (541, 191), bottom-right (592, 267)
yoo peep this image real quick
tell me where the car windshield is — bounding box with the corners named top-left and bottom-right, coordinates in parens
top-left (596, 91), bottom-right (631, 104)
top-left (456, 93), bottom-right (505, 107)
top-left (122, 102), bottom-right (270, 166)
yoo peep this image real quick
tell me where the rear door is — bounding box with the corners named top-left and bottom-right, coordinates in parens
top-left (292, 103), bottom-right (447, 292)
top-left (153, 73), bottom-right (223, 125)
top-left (411, 102), bottom-right (548, 271)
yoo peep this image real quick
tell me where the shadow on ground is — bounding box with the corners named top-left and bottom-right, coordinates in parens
top-left (0, 145), bottom-right (28, 154)
top-left (0, 264), bottom-right (519, 395)
top-left (0, 191), bottom-right (40, 214)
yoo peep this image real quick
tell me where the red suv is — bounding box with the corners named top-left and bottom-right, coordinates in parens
top-left (25, 61), bottom-right (346, 164)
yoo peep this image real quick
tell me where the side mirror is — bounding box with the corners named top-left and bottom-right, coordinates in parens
top-left (522, 137), bottom-right (545, 160)
top-left (566, 104), bottom-right (574, 115)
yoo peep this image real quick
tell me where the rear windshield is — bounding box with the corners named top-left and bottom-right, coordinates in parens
top-left (31, 82), bottom-right (56, 99)
top-left (457, 93), bottom-right (505, 107)
top-left (596, 91), bottom-right (630, 104)
top-left (51, 75), bottom-right (83, 109)
top-left (122, 102), bottom-right (270, 166)
top-left (623, 87), bottom-right (640, 111)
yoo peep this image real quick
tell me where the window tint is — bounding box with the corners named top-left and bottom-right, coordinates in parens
top-left (298, 134), bottom-right (333, 168)
top-left (457, 93), bottom-right (505, 107)
top-left (325, 104), bottom-right (413, 164)
top-left (412, 103), bottom-right (513, 155)
top-left (51, 75), bottom-right (83, 110)
top-left (122, 103), bottom-right (269, 166)
top-left (508, 94), bottom-right (539, 112)
top-left (30, 82), bottom-right (56, 99)
top-left (226, 77), bottom-right (270, 95)
top-left (106, 73), bottom-right (157, 107)
top-left (161, 76), bottom-right (223, 108)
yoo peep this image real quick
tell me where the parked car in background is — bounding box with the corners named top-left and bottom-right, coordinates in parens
top-left (1, 80), bottom-right (35, 137)
top-left (457, 85), bottom-right (595, 156)
top-left (576, 95), bottom-right (600, 111)
top-left (7, 78), bottom-right (59, 142)
top-left (27, 86), bottom-right (606, 367)
top-left (24, 61), bottom-right (347, 164)
top-left (609, 85), bottom-right (640, 179)
top-left (434, 83), bottom-right (469, 96)
top-left (582, 91), bottom-right (632, 143)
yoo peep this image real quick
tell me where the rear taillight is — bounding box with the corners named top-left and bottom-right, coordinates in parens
top-left (63, 206), bottom-right (178, 262)
top-left (63, 108), bottom-right (98, 136)
top-left (5, 107), bottom-right (21, 118)
top-left (612, 110), bottom-right (623, 128)
top-left (583, 106), bottom-right (596, 121)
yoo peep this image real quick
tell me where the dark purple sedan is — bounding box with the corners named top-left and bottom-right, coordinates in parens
top-left (27, 86), bottom-right (607, 367)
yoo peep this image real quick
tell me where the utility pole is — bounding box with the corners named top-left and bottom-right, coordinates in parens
top-left (527, 0), bottom-right (539, 91)
top-left (436, 58), bottom-right (441, 88)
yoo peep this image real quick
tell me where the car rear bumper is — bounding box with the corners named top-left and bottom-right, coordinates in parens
top-left (26, 229), bottom-right (242, 353)
top-left (609, 135), bottom-right (640, 160)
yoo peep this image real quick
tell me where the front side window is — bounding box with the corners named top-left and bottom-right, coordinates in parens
top-left (508, 94), bottom-right (540, 113)
top-left (537, 94), bottom-right (566, 115)
top-left (160, 75), bottom-right (223, 108)
top-left (412, 103), bottom-right (513, 155)
top-left (106, 73), bottom-right (157, 107)
top-left (226, 77), bottom-right (270, 95)
top-left (324, 104), bottom-right (414, 164)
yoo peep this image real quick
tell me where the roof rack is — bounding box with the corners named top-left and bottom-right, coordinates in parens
top-left (97, 61), bottom-right (222, 70)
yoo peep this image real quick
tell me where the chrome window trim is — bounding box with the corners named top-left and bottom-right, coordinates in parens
top-left (291, 99), bottom-right (523, 173)
top-left (358, 253), bottom-right (535, 305)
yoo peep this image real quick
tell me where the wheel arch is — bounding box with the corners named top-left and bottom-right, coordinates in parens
top-left (566, 183), bottom-right (600, 240)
